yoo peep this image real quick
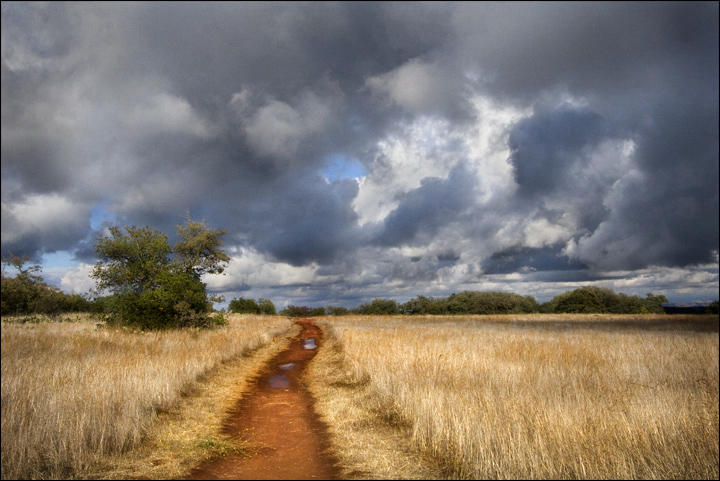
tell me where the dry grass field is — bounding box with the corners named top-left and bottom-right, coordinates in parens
top-left (1, 313), bottom-right (293, 480)
top-left (305, 314), bottom-right (719, 479)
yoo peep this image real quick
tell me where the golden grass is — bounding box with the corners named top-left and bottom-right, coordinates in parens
top-left (1, 313), bottom-right (293, 480)
top-left (306, 314), bottom-right (719, 479)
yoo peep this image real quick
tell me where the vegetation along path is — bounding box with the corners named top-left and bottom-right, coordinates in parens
top-left (187, 318), bottom-right (342, 480)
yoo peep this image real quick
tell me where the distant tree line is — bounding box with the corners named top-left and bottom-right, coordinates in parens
top-left (538, 287), bottom-right (668, 314)
top-left (1, 255), bottom-right (97, 316)
top-left (268, 287), bottom-right (682, 317)
top-left (4, 250), bottom-right (716, 322)
top-left (228, 297), bottom-right (277, 315)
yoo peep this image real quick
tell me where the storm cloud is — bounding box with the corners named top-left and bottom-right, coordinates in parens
top-left (2, 2), bottom-right (717, 307)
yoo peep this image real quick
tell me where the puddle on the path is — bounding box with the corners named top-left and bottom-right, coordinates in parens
top-left (279, 363), bottom-right (296, 370)
top-left (303, 338), bottom-right (317, 350)
top-left (268, 374), bottom-right (290, 389)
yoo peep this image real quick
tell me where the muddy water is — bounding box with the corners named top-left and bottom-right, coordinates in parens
top-left (186, 319), bottom-right (341, 480)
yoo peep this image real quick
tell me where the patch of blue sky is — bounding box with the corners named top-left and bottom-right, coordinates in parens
top-left (42, 250), bottom-right (77, 269)
top-left (90, 202), bottom-right (116, 230)
top-left (321, 154), bottom-right (367, 182)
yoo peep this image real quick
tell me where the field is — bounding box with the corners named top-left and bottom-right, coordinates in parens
top-left (305, 314), bottom-right (719, 479)
top-left (2, 313), bottom-right (718, 480)
top-left (0, 313), bottom-right (294, 480)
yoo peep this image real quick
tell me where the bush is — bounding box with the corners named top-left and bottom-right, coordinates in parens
top-left (280, 305), bottom-right (325, 317)
top-left (229, 297), bottom-right (261, 314)
top-left (91, 219), bottom-right (230, 330)
top-left (706, 301), bottom-right (719, 314)
top-left (400, 291), bottom-right (539, 315)
top-left (1, 255), bottom-right (97, 316)
top-left (326, 306), bottom-right (350, 316)
top-left (546, 287), bottom-right (669, 314)
top-left (358, 298), bottom-right (400, 315)
top-left (228, 297), bottom-right (276, 315)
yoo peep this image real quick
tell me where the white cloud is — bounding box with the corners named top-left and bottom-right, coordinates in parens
top-left (59, 263), bottom-right (96, 294)
top-left (243, 92), bottom-right (333, 159)
top-left (126, 92), bottom-right (215, 139)
top-left (1, 193), bottom-right (88, 245)
top-left (523, 218), bottom-right (571, 248)
top-left (366, 59), bottom-right (451, 113)
top-left (354, 116), bottom-right (464, 225)
top-left (203, 247), bottom-right (322, 291)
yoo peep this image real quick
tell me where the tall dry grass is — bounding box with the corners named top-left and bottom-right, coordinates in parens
top-left (1, 313), bottom-right (292, 480)
top-left (310, 315), bottom-right (719, 479)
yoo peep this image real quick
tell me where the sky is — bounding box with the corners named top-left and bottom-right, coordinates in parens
top-left (1, 1), bottom-right (718, 309)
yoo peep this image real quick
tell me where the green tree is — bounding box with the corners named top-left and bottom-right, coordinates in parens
top-left (705, 300), bottom-right (719, 314)
top-left (257, 298), bottom-right (276, 315)
top-left (280, 305), bottom-right (325, 317)
top-left (358, 298), bottom-right (399, 315)
top-left (91, 218), bottom-right (230, 329)
top-left (642, 292), bottom-right (669, 314)
top-left (1, 255), bottom-right (95, 316)
top-left (326, 305), bottom-right (350, 316)
top-left (551, 287), bottom-right (606, 313)
top-left (229, 297), bottom-right (261, 314)
top-left (1, 255), bottom-right (45, 315)
top-left (400, 295), bottom-right (434, 314)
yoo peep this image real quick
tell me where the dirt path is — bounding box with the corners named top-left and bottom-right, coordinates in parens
top-left (186, 319), bottom-right (342, 480)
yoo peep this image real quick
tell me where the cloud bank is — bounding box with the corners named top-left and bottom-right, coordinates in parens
top-left (2, 2), bottom-right (718, 306)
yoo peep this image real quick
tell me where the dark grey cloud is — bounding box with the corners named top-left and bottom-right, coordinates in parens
top-left (246, 176), bottom-right (362, 266)
top-left (374, 163), bottom-right (476, 247)
top-left (1, 2), bottom-right (717, 305)
top-left (508, 107), bottom-right (610, 198)
top-left (482, 245), bottom-right (587, 275)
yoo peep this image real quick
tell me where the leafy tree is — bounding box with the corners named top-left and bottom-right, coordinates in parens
top-left (400, 295), bottom-right (435, 315)
top-left (358, 298), bottom-right (399, 315)
top-left (91, 218), bottom-right (229, 329)
top-left (705, 300), bottom-right (719, 314)
top-left (228, 297), bottom-right (275, 315)
top-left (1, 255), bottom-right (45, 315)
top-left (546, 287), bottom-right (670, 314)
top-left (229, 297), bottom-right (261, 314)
top-left (1, 255), bottom-right (95, 316)
top-left (326, 305), bottom-right (350, 316)
top-left (280, 305), bottom-right (325, 317)
top-left (551, 287), bottom-right (606, 313)
top-left (257, 298), bottom-right (276, 315)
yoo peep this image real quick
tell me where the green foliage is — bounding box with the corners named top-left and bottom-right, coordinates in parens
top-left (399, 291), bottom-right (539, 315)
top-left (552, 288), bottom-right (605, 313)
top-left (546, 287), bottom-right (669, 314)
top-left (444, 291), bottom-right (539, 315)
top-left (91, 218), bottom-right (230, 330)
top-left (229, 297), bottom-right (260, 314)
top-left (399, 295), bottom-right (437, 315)
top-left (227, 297), bottom-right (276, 315)
top-left (280, 305), bottom-right (325, 317)
top-left (706, 301), bottom-right (719, 314)
top-left (358, 298), bottom-right (399, 315)
top-left (173, 217), bottom-right (230, 278)
top-left (326, 305), bottom-right (350, 316)
top-left (257, 298), bottom-right (276, 315)
top-left (1, 254), bottom-right (95, 316)
top-left (107, 271), bottom-right (211, 329)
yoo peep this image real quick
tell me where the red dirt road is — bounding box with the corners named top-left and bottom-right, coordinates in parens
top-left (186, 319), bottom-right (341, 480)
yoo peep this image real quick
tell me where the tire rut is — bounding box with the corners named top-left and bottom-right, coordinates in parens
top-left (186, 319), bottom-right (341, 480)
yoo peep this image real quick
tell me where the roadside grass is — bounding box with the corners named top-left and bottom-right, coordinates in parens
top-left (1, 313), bottom-right (294, 480)
top-left (306, 314), bottom-right (719, 479)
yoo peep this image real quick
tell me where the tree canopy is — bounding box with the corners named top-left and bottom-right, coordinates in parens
top-left (1, 254), bottom-right (93, 316)
top-left (91, 217), bottom-right (229, 329)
